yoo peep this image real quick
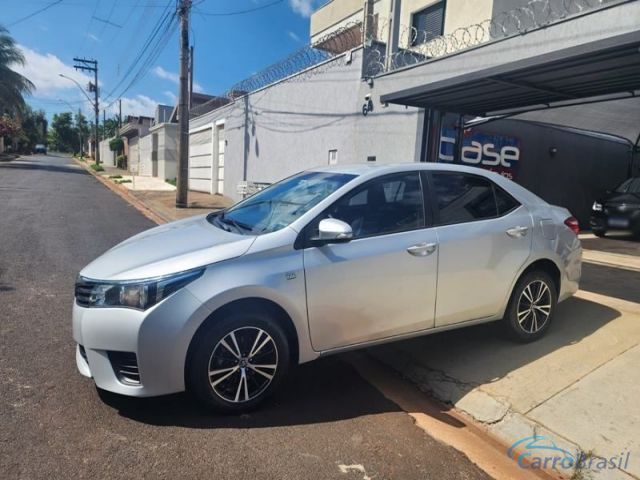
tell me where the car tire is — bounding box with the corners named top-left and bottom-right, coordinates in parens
top-left (186, 311), bottom-right (290, 413)
top-left (593, 229), bottom-right (606, 237)
top-left (503, 270), bottom-right (557, 343)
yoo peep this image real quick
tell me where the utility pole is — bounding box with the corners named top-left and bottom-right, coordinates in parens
top-left (73, 58), bottom-right (100, 165)
top-left (118, 99), bottom-right (122, 129)
top-left (176, 0), bottom-right (191, 208)
top-left (189, 46), bottom-right (194, 109)
top-left (78, 108), bottom-right (83, 158)
top-left (103, 110), bottom-right (106, 141)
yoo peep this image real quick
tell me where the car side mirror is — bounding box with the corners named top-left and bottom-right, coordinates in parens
top-left (313, 218), bottom-right (353, 245)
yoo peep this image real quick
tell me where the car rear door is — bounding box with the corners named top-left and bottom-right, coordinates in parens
top-left (429, 171), bottom-right (532, 327)
top-left (301, 171), bottom-right (439, 352)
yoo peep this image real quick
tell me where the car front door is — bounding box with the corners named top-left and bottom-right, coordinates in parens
top-left (301, 171), bottom-right (438, 352)
top-left (429, 171), bottom-right (532, 327)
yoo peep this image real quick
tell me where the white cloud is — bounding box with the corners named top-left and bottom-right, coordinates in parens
top-left (163, 90), bottom-right (177, 104)
top-left (14, 45), bottom-right (93, 98)
top-left (109, 95), bottom-right (158, 117)
top-left (153, 65), bottom-right (204, 93)
top-left (152, 65), bottom-right (179, 84)
top-left (289, 0), bottom-right (317, 17)
top-left (287, 30), bottom-right (301, 42)
top-left (87, 33), bottom-right (100, 42)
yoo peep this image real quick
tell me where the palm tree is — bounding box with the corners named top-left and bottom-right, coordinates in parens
top-left (0, 26), bottom-right (34, 114)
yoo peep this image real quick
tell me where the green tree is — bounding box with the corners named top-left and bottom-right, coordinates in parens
top-left (0, 26), bottom-right (34, 114)
top-left (16, 105), bottom-right (47, 152)
top-left (100, 117), bottom-right (120, 139)
top-left (48, 112), bottom-right (75, 152)
top-left (74, 112), bottom-right (90, 154)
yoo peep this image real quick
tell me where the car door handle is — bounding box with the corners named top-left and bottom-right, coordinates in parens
top-left (407, 242), bottom-right (437, 257)
top-left (506, 226), bottom-right (529, 238)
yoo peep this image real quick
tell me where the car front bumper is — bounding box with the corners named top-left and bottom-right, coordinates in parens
top-left (72, 287), bottom-right (211, 397)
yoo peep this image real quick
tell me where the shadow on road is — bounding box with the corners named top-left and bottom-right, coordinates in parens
top-left (98, 356), bottom-right (423, 429)
top-left (581, 233), bottom-right (639, 255)
top-left (0, 161), bottom-right (87, 176)
top-left (580, 262), bottom-right (640, 303)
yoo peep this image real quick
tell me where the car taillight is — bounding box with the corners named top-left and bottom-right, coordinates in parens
top-left (564, 216), bottom-right (579, 235)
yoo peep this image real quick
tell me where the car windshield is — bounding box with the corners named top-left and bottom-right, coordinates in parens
top-left (615, 178), bottom-right (640, 194)
top-left (210, 171), bottom-right (356, 235)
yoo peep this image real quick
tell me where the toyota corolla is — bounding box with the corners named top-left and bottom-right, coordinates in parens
top-left (73, 163), bottom-right (581, 412)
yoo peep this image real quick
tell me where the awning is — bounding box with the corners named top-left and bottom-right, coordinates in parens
top-left (380, 31), bottom-right (640, 117)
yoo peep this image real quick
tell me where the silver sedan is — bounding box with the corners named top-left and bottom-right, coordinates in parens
top-left (73, 163), bottom-right (581, 412)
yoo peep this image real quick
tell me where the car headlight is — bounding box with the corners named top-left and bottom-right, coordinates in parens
top-left (592, 201), bottom-right (603, 212)
top-left (75, 267), bottom-right (204, 310)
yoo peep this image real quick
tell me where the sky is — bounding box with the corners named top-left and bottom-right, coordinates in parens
top-left (4, 0), bottom-right (324, 120)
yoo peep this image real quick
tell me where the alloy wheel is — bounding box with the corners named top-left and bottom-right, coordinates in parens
top-left (208, 327), bottom-right (278, 403)
top-left (517, 280), bottom-right (552, 334)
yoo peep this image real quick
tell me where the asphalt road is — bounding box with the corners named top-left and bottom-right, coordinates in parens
top-left (0, 154), bottom-right (489, 480)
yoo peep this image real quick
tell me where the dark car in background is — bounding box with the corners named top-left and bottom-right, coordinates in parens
top-left (34, 144), bottom-right (47, 154)
top-left (590, 177), bottom-right (640, 237)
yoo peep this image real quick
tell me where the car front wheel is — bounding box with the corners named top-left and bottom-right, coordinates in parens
top-left (187, 312), bottom-right (290, 413)
top-left (503, 271), bottom-right (557, 342)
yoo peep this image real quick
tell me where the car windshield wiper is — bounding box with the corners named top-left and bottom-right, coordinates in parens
top-left (220, 212), bottom-right (253, 233)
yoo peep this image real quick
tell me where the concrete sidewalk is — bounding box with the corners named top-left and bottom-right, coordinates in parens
top-left (75, 157), bottom-right (233, 222)
top-left (372, 244), bottom-right (640, 479)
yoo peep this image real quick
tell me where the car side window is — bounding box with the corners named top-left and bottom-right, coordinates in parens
top-left (431, 172), bottom-right (497, 226)
top-left (494, 185), bottom-right (521, 215)
top-left (326, 172), bottom-right (425, 239)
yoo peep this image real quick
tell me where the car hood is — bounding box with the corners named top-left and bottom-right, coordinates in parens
top-left (602, 192), bottom-right (640, 206)
top-left (80, 214), bottom-right (256, 281)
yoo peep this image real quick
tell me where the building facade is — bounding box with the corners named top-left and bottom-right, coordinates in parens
top-left (188, 0), bottom-right (639, 226)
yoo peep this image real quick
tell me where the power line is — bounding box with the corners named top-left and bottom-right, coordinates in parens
top-left (8, 0), bottom-right (62, 27)
top-left (92, 15), bottom-right (123, 28)
top-left (79, 0), bottom-right (101, 55)
top-left (194, 0), bottom-right (284, 16)
top-left (103, 3), bottom-right (177, 105)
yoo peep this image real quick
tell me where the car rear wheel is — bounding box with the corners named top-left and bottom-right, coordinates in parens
top-left (503, 271), bottom-right (557, 343)
top-left (187, 312), bottom-right (290, 413)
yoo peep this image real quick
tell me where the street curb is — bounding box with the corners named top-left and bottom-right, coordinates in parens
top-left (348, 352), bottom-right (556, 480)
top-left (73, 157), bottom-right (169, 225)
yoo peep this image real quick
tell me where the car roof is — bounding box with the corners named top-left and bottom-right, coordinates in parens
top-left (309, 162), bottom-right (497, 177)
top-left (308, 162), bottom-right (546, 207)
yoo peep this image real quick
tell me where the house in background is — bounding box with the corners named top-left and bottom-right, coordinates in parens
top-left (147, 104), bottom-right (179, 181)
top-left (185, 0), bottom-right (639, 228)
top-left (119, 114), bottom-right (153, 175)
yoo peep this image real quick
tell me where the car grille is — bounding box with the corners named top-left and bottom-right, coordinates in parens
top-left (107, 351), bottom-right (141, 385)
top-left (74, 279), bottom-right (95, 307)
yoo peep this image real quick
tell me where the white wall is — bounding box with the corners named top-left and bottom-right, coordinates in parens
top-left (138, 134), bottom-right (153, 176)
top-left (128, 137), bottom-right (140, 174)
top-left (190, 48), bottom-right (422, 201)
top-left (153, 123), bottom-right (178, 181)
top-left (99, 138), bottom-right (116, 167)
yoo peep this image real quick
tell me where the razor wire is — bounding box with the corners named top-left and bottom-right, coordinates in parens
top-left (218, 0), bottom-right (619, 102)
top-left (223, 21), bottom-right (364, 100)
top-left (365, 0), bottom-right (623, 75)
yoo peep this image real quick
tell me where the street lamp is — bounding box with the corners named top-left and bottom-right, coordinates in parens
top-left (58, 98), bottom-right (84, 158)
top-left (59, 73), bottom-right (99, 163)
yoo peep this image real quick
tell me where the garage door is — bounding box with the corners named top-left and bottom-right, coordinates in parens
top-left (138, 134), bottom-right (152, 177)
top-left (189, 128), bottom-right (213, 193)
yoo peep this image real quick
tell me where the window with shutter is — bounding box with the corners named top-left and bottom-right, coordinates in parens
top-left (411, 1), bottom-right (445, 46)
